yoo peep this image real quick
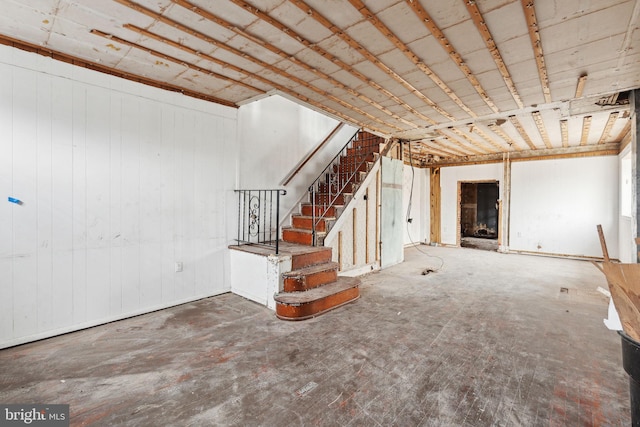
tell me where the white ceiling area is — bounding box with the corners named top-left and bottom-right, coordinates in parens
top-left (1, 0), bottom-right (638, 165)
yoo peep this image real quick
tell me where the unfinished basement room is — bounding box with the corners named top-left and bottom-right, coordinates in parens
top-left (1, 0), bottom-right (640, 425)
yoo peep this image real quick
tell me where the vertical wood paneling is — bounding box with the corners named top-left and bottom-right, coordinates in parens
top-left (85, 86), bottom-right (111, 319)
top-left (139, 101), bottom-right (162, 308)
top-left (50, 76), bottom-right (74, 329)
top-left (71, 84), bottom-right (87, 325)
top-left (160, 105), bottom-right (176, 304)
top-left (36, 71), bottom-right (53, 332)
top-left (1, 45), bottom-right (237, 348)
top-left (109, 94), bottom-right (123, 316)
top-left (0, 62), bottom-right (14, 340)
top-left (12, 67), bottom-right (38, 337)
top-left (120, 97), bottom-right (141, 313)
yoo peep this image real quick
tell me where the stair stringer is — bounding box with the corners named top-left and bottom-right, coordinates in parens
top-left (322, 158), bottom-right (382, 276)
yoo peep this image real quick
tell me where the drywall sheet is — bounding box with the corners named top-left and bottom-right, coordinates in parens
top-left (381, 157), bottom-right (404, 268)
top-left (0, 45), bottom-right (236, 348)
top-left (510, 156), bottom-right (618, 258)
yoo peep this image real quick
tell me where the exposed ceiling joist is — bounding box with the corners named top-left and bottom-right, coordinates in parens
top-left (405, 0), bottom-right (499, 113)
top-left (347, 0), bottom-right (475, 119)
top-left (508, 115), bottom-right (538, 150)
top-left (531, 111), bottom-right (552, 149)
top-left (521, 0), bottom-right (552, 103)
top-left (580, 116), bottom-right (593, 146)
top-left (464, 0), bottom-right (524, 109)
top-left (598, 112), bottom-right (620, 144)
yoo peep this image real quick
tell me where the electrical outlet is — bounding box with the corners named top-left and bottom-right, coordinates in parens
top-left (175, 262), bottom-right (183, 272)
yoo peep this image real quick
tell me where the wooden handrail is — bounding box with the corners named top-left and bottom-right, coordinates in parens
top-left (281, 122), bottom-right (345, 186)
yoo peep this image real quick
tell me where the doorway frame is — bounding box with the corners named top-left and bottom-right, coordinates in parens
top-left (456, 180), bottom-right (501, 247)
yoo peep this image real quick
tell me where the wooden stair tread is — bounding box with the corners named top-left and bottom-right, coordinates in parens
top-left (283, 262), bottom-right (339, 279)
top-left (274, 277), bottom-right (360, 304)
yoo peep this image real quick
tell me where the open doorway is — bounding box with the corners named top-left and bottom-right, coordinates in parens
top-left (459, 181), bottom-right (499, 251)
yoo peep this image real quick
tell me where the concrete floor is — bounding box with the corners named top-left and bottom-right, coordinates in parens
top-left (0, 246), bottom-right (631, 426)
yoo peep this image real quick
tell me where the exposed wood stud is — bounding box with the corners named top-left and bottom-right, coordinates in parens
top-left (289, 0), bottom-right (440, 126)
top-left (375, 171), bottom-right (380, 262)
top-left (598, 112), bottom-right (620, 144)
top-left (353, 208), bottom-right (357, 266)
top-left (89, 29), bottom-right (264, 94)
top-left (575, 74), bottom-right (588, 98)
top-left (365, 189), bottom-right (370, 264)
top-left (560, 119), bottom-right (569, 148)
top-left (338, 231), bottom-right (343, 271)
top-left (224, 0), bottom-right (406, 131)
top-left (531, 111), bottom-right (552, 148)
top-left (465, 0), bottom-right (524, 109)
top-left (580, 115), bottom-right (592, 145)
top-left (508, 115), bottom-right (538, 150)
top-left (348, 0), bottom-right (476, 119)
top-left (430, 168), bottom-right (441, 244)
top-left (406, 0), bottom-right (499, 113)
top-left (487, 123), bottom-right (523, 151)
top-left (521, 0), bottom-right (552, 103)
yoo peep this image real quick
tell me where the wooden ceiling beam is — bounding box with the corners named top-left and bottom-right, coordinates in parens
top-left (89, 29), bottom-right (264, 94)
top-left (0, 34), bottom-right (237, 107)
top-left (438, 136), bottom-right (481, 156)
top-left (420, 145), bottom-right (461, 159)
top-left (597, 112), bottom-right (620, 144)
top-left (465, 0), bottom-right (524, 109)
top-left (443, 128), bottom-right (491, 155)
top-left (531, 111), bottom-right (552, 148)
top-left (560, 119), bottom-right (569, 148)
top-left (487, 123), bottom-right (523, 152)
top-left (422, 139), bottom-right (470, 157)
top-left (508, 115), bottom-right (538, 150)
top-left (424, 143), bottom-right (619, 167)
top-left (121, 24), bottom-right (392, 132)
top-left (521, 0), bottom-right (552, 103)
top-left (575, 74), bottom-right (587, 98)
top-left (289, 0), bottom-right (441, 125)
top-left (580, 115), bottom-right (592, 145)
top-left (472, 126), bottom-right (510, 152)
top-left (407, 0), bottom-right (499, 113)
top-left (348, 0), bottom-right (476, 118)
top-left (171, 0), bottom-right (404, 131)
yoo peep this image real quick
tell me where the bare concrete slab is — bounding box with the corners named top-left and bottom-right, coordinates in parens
top-left (0, 246), bottom-right (630, 425)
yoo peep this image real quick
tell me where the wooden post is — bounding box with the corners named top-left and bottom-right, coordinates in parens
top-left (430, 167), bottom-right (441, 244)
top-left (376, 170), bottom-right (380, 261)
top-left (338, 231), bottom-right (343, 271)
top-left (365, 188), bottom-right (370, 264)
top-left (352, 208), bottom-right (357, 266)
top-left (633, 90), bottom-right (640, 262)
top-left (500, 153), bottom-right (511, 252)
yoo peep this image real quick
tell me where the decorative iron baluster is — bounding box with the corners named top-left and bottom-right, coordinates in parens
top-left (235, 189), bottom-right (286, 254)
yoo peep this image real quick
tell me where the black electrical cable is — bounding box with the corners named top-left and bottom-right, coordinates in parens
top-left (405, 141), bottom-right (444, 271)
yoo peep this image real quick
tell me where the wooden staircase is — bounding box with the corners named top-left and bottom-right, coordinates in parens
top-left (274, 130), bottom-right (383, 320)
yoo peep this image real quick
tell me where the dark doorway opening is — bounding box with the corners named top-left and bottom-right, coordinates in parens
top-left (460, 181), bottom-right (499, 251)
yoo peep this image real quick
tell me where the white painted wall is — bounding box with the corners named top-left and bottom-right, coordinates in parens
top-left (403, 164), bottom-right (430, 246)
top-left (0, 45), bottom-right (236, 349)
top-left (510, 156), bottom-right (619, 258)
top-left (440, 164), bottom-right (503, 245)
top-left (237, 95), bottom-right (358, 222)
top-left (229, 250), bottom-right (291, 310)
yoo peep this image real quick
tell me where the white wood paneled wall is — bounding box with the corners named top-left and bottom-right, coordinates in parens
top-left (0, 46), bottom-right (237, 348)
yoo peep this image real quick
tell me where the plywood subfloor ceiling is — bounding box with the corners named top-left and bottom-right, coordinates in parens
top-left (1, 0), bottom-right (638, 165)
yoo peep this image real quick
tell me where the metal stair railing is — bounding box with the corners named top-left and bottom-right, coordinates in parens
top-left (309, 130), bottom-right (381, 245)
top-left (235, 189), bottom-right (286, 254)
